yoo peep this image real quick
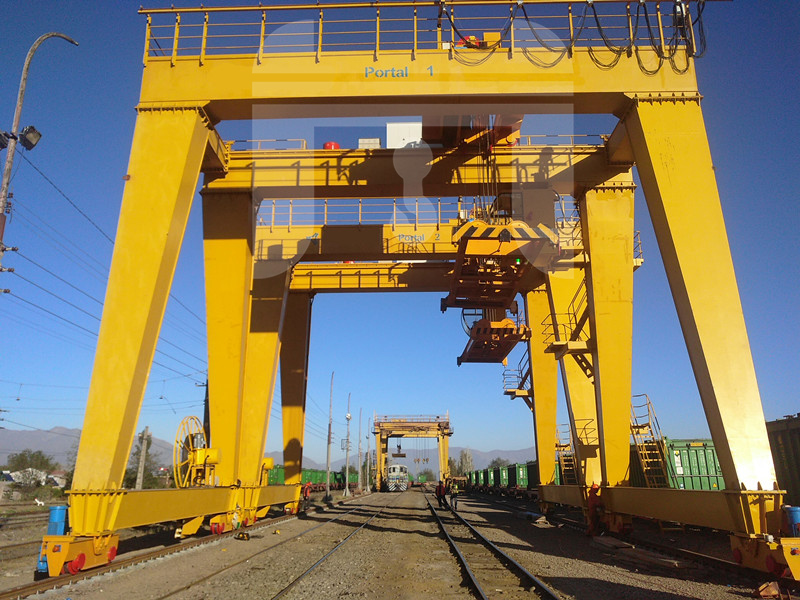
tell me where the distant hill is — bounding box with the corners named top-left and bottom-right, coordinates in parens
top-left (326, 445), bottom-right (537, 473)
top-left (0, 427), bottom-right (326, 471)
top-left (0, 428), bottom-right (532, 473)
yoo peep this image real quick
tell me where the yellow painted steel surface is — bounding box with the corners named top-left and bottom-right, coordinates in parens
top-left (207, 145), bottom-right (628, 199)
top-left (524, 287), bottom-right (559, 487)
top-left (373, 415), bottom-right (453, 489)
top-left (72, 107), bottom-right (211, 491)
top-left (624, 96), bottom-right (777, 492)
top-left (580, 178), bottom-right (635, 487)
top-left (57, 1), bottom-right (789, 580)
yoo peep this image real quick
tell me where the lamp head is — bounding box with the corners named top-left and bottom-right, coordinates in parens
top-left (19, 126), bottom-right (42, 151)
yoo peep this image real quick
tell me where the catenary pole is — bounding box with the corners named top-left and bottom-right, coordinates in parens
top-left (325, 372), bottom-right (333, 500)
top-left (357, 407), bottom-right (363, 491)
top-left (344, 393), bottom-right (352, 497)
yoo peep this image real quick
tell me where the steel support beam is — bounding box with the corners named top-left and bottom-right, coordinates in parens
top-left (281, 292), bottom-right (314, 491)
top-left (524, 286), bottom-right (559, 486)
top-left (139, 51), bottom-right (699, 120)
top-left (202, 192), bottom-right (256, 485)
top-left (581, 176), bottom-right (635, 487)
top-left (625, 96), bottom-right (776, 493)
top-left (547, 270), bottom-right (601, 486)
top-left (72, 107), bottom-right (210, 491)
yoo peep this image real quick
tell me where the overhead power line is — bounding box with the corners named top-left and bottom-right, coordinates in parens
top-left (15, 154), bottom-right (206, 327)
top-left (19, 152), bottom-right (114, 243)
top-left (16, 250), bottom-right (103, 305)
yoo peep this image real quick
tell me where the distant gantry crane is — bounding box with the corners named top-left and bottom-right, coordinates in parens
top-left (373, 414), bottom-right (453, 490)
top-left (36, 0), bottom-right (797, 581)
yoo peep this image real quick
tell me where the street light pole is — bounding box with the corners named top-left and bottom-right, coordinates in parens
top-left (0, 32), bottom-right (78, 270)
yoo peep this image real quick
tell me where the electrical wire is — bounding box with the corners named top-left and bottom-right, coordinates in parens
top-left (8, 271), bottom-right (206, 370)
top-left (14, 155), bottom-right (206, 329)
top-left (18, 153), bottom-right (114, 244)
top-left (3, 311), bottom-right (96, 352)
top-left (11, 210), bottom-right (109, 281)
top-left (15, 250), bottom-right (103, 306)
top-left (4, 293), bottom-right (206, 383)
top-left (8, 292), bottom-right (97, 337)
top-left (11, 271), bottom-right (100, 322)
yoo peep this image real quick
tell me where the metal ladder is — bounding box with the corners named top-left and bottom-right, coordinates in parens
top-left (556, 426), bottom-right (579, 485)
top-left (630, 395), bottom-right (672, 488)
top-left (631, 395), bottom-right (682, 532)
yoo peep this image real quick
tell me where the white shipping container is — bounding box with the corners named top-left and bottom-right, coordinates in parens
top-left (386, 122), bottom-right (423, 149)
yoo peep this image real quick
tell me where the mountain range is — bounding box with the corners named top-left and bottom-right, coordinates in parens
top-left (0, 427), bottom-right (535, 472)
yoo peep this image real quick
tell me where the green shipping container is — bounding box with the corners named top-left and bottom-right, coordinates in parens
top-left (525, 462), bottom-right (539, 489)
top-left (667, 439), bottom-right (724, 490)
top-left (629, 440), bottom-right (724, 490)
top-left (268, 466), bottom-right (285, 485)
top-left (417, 474), bottom-right (427, 484)
top-left (510, 463), bottom-right (528, 488)
top-left (486, 468), bottom-right (495, 486)
top-left (766, 416), bottom-right (800, 506)
top-left (495, 467), bottom-right (511, 487)
top-left (477, 470), bottom-right (485, 486)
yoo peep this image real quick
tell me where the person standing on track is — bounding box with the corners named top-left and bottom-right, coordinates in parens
top-left (435, 480), bottom-right (446, 508)
top-left (450, 480), bottom-right (459, 511)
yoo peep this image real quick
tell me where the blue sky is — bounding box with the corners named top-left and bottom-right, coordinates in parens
top-left (0, 2), bottom-right (798, 467)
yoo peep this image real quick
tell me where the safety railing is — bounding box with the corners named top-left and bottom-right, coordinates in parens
top-left (518, 134), bottom-right (605, 147)
top-left (230, 138), bottom-right (308, 151)
top-left (140, 2), bottom-right (705, 69)
top-left (634, 230), bottom-right (644, 263)
top-left (374, 414), bottom-right (451, 425)
top-left (503, 346), bottom-right (531, 392)
top-left (257, 197), bottom-right (472, 230)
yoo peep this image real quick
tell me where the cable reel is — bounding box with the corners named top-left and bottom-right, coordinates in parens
top-left (173, 416), bottom-right (217, 488)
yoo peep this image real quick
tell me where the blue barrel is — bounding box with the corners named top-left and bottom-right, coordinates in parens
top-left (47, 506), bottom-right (68, 536)
top-left (784, 505), bottom-right (800, 536)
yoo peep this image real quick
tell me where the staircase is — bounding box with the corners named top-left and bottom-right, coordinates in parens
top-left (556, 426), bottom-right (579, 485)
top-left (543, 278), bottom-right (594, 381)
top-left (630, 395), bottom-right (672, 489)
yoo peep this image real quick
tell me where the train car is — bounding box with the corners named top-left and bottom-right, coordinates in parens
top-left (386, 464), bottom-right (409, 491)
top-left (766, 415), bottom-right (800, 506)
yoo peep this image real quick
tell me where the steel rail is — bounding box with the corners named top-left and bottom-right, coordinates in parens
top-left (269, 492), bottom-right (405, 600)
top-left (425, 494), bottom-right (564, 600)
top-left (470, 492), bottom-right (800, 591)
top-left (153, 496), bottom-right (385, 600)
top-left (0, 498), bottom-right (364, 600)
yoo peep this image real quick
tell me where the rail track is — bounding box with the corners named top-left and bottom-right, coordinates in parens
top-left (0, 505), bottom-right (314, 600)
top-left (425, 494), bottom-right (564, 600)
top-left (466, 490), bottom-right (800, 592)
top-left (0, 512), bottom-right (49, 530)
top-left (150, 491), bottom-right (400, 600)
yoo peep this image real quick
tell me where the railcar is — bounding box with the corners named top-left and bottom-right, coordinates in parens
top-left (386, 464), bottom-right (409, 491)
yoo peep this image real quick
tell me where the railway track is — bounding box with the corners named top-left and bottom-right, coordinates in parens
top-left (152, 491), bottom-right (400, 600)
top-left (468, 491), bottom-right (800, 592)
top-left (0, 512), bottom-right (49, 530)
top-left (425, 495), bottom-right (564, 600)
top-left (0, 507), bottom-right (308, 600)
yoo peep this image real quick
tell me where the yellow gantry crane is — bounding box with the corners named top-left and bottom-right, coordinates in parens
top-left (373, 414), bottom-right (453, 490)
top-left (37, 0), bottom-right (796, 581)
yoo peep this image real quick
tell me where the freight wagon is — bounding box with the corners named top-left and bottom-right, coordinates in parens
top-left (267, 466), bottom-right (357, 492)
top-left (766, 415), bottom-right (800, 506)
top-left (466, 439), bottom-right (724, 499)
